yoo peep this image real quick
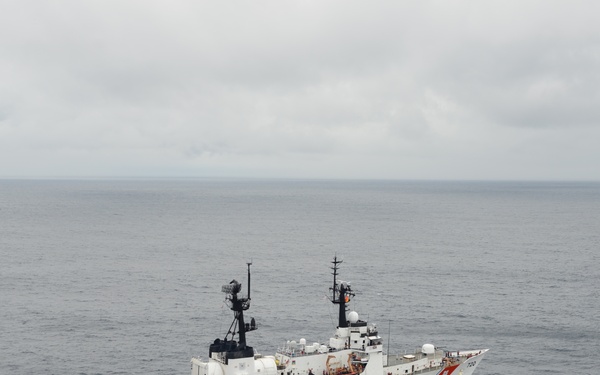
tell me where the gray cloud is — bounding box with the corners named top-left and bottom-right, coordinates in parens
top-left (1, 1), bottom-right (599, 179)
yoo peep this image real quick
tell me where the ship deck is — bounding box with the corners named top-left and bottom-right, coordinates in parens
top-left (386, 349), bottom-right (483, 370)
top-left (385, 349), bottom-right (444, 367)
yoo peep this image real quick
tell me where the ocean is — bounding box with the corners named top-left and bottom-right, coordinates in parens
top-left (1, 179), bottom-right (598, 375)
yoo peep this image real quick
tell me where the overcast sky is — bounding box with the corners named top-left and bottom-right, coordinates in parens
top-left (1, 1), bottom-right (599, 180)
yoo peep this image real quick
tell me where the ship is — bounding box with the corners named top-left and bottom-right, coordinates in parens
top-left (190, 258), bottom-right (488, 375)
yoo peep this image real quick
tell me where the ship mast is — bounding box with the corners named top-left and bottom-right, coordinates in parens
top-left (214, 262), bottom-right (257, 360)
top-left (330, 256), bottom-right (354, 328)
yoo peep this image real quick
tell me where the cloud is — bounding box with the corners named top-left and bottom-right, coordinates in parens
top-left (0, 1), bottom-right (599, 179)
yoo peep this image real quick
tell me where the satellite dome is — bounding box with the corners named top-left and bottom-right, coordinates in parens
top-left (348, 311), bottom-right (359, 323)
top-left (422, 344), bottom-right (435, 355)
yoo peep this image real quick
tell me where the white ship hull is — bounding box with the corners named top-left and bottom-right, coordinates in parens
top-left (192, 349), bottom-right (488, 375)
top-left (273, 331), bottom-right (488, 375)
top-left (190, 259), bottom-right (488, 375)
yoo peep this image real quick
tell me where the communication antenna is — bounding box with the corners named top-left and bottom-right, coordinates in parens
top-left (247, 260), bottom-right (252, 300)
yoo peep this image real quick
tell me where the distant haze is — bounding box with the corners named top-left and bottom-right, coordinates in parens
top-left (1, 1), bottom-right (599, 180)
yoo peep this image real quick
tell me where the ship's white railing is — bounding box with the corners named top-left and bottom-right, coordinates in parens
top-left (385, 348), bottom-right (444, 367)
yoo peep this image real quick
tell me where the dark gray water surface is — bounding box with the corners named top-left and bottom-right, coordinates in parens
top-left (1, 179), bottom-right (599, 374)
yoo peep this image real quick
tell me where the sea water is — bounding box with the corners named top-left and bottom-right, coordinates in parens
top-left (1, 179), bottom-right (598, 375)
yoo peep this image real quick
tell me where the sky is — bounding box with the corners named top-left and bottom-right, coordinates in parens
top-left (1, 1), bottom-right (599, 180)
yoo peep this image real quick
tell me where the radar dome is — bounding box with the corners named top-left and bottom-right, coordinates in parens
top-left (421, 344), bottom-right (435, 355)
top-left (348, 311), bottom-right (359, 323)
